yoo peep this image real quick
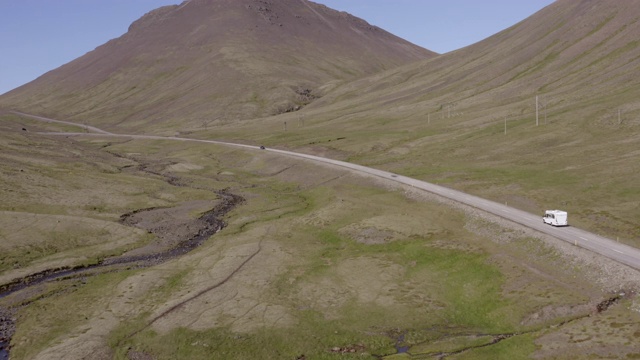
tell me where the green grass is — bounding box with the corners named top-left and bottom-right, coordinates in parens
top-left (410, 334), bottom-right (495, 355)
top-left (455, 333), bottom-right (537, 360)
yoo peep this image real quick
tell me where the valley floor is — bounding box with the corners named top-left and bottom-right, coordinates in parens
top-left (1, 112), bottom-right (640, 359)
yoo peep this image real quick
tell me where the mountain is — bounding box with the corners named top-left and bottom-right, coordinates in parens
top-left (0, 0), bottom-right (434, 132)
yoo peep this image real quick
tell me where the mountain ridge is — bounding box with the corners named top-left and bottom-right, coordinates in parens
top-left (0, 0), bottom-right (433, 131)
top-left (304, 0), bottom-right (640, 127)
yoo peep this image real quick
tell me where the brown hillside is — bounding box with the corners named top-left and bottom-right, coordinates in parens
top-left (0, 0), bottom-right (434, 132)
top-left (220, 0), bottom-right (640, 245)
top-left (308, 0), bottom-right (640, 119)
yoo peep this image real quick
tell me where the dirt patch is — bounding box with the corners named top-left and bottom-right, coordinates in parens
top-left (165, 163), bottom-right (203, 173)
top-left (296, 255), bottom-right (442, 320)
top-left (127, 349), bottom-right (155, 360)
top-left (149, 237), bottom-right (295, 335)
top-left (532, 292), bottom-right (640, 359)
top-left (329, 343), bottom-right (366, 354)
top-left (336, 257), bottom-right (404, 307)
top-left (339, 212), bottom-right (442, 245)
top-left (520, 303), bottom-right (594, 327)
top-left (341, 226), bottom-right (396, 244)
top-left (109, 190), bottom-right (244, 266)
top-left (118, 200), bottom-right (221, 256)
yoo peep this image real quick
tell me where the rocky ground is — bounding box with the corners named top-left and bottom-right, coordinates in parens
top-left (0, 307), bottom-right (15, 358)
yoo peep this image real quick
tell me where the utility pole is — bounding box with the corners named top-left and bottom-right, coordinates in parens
top-left (618, 108), bottom-right (622, 125)
top-left (536, 95), bottom-right (538, 126)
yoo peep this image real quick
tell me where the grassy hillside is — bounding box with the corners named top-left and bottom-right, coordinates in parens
top-left (199, 0), bottom-right (640, 246)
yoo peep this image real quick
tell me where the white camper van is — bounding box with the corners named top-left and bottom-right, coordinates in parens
top-left (543, 210), bottom-right (568, 226)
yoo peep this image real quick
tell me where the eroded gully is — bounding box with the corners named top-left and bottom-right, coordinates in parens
top-left (0, 153), bottom-right (244, 358)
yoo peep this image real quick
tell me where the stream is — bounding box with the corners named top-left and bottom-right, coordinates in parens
top-left (0, 307), bottom-right (14, 360)
top-left (0, 189), bottom-right (243, 358)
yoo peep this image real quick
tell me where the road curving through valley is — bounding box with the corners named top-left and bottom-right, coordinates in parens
top-left (13, 111), bottom-right (640, 271)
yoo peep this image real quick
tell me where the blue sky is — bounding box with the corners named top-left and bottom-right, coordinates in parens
top-left (0, 0), bottom-right (554, 95)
